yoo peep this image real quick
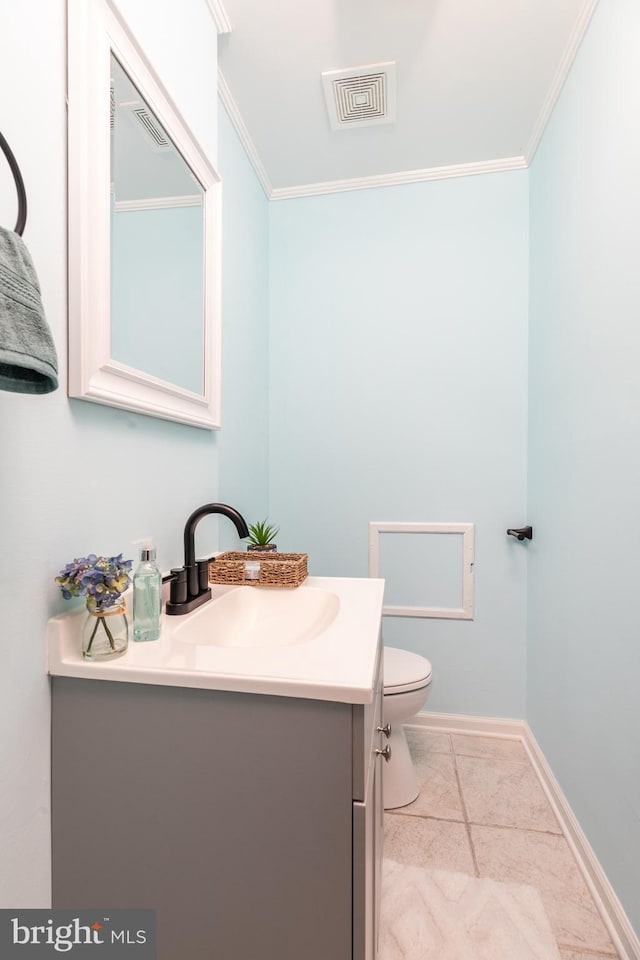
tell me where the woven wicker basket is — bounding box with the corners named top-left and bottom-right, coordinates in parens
top-left (208, 552), bottom-right (308, 588)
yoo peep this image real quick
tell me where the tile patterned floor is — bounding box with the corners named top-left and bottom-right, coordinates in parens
top-left (384, 728), bottom-right (619, 959)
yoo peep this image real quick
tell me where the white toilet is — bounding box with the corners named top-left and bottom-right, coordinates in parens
top-left (382, 646), bottom-right (433, 810)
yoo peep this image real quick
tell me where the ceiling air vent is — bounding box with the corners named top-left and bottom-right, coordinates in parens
top-left (132, 105), bottom-right (171, 149)
top-left (119, 100), bottom-right (172, 152)
top-left (322, 62), bottom-right (396, 131)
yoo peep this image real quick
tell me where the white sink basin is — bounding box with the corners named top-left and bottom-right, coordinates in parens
top-left (172, 585), bottom-right (340, 648)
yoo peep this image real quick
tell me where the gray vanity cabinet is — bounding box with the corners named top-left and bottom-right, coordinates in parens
top-left (51, 648), bottom-right (383, 960)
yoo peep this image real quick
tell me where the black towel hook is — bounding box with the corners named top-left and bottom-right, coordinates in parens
top-left (0, 129), bottom-right (27, 236)
top-left (507, 525), bottom-right (533, 541)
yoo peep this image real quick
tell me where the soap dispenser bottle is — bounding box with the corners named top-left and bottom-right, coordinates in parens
top-left (133, 538), bottom-right (162, 642)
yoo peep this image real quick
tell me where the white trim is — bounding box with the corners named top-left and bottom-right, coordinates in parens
top-left (270, 156), bottom-right (527, 201)
top-left (114, 194), bottom-right (203, 211)
top-left (369, 521), bottom-right (475, 620)
top-left (204, 0), bottom-right (231, 35)
top-left (407, 712), bottom-right (525, 739)
top-left (100, 358), bottom-right (209, 403)
top-left (524, 0), bottom-right (601, 163)
top-left (406, 711), bottom-right (640, 960)
top-left (217, 69), bottom-right (272, 198)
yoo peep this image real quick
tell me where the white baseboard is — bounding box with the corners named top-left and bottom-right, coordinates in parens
top-left (408, 711), bottom-right (640, 960)
top-left (522, 722), bottom-right (640, 960)
top-left (409, 710), bottom-right (525, 739)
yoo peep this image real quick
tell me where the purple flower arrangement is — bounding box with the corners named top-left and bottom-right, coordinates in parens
top-left (55, 554), bottom-right (133, 612)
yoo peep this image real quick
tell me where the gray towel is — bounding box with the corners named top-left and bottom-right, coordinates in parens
top-left (0, 226), bottom-right (58, 394)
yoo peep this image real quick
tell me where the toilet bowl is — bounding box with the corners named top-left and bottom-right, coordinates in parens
top-left (382, 646), bottom-right (433, 810)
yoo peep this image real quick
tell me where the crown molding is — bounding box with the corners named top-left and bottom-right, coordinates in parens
top-left (114, 195), bottom-right (202, 211)
top-left (218, 76), bottom-right (525, 201)
top-left (218, 77), bottom-right (526, 199)
top-left (524, 0), bottom-right (600, 163)
top-left (217, 68), bottom-right (273, 198)
top-left (204, 0), bottom-right (231, 35)
top-left (218, 74), bottom-right (526, 200)
top-left (269, 156), bottom-right (528, 201)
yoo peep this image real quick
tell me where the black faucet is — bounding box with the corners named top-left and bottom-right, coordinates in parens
top-left (166, 503), bottom-right (250, 615)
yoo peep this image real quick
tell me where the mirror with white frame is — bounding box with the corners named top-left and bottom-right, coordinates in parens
top-left (67, 0), bottom-right (221, 428)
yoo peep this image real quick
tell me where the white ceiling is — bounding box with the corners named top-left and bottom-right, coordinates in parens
top-left (215, 0), bottom-right (599, 199)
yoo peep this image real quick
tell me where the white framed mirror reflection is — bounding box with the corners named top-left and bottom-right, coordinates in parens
top-left (67, 0), bottom-right (221, 428)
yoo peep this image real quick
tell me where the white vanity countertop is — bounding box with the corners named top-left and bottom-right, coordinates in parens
top-left (47, 576), bottom-right (384, 704)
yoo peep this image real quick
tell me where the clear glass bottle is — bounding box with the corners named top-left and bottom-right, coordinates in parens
top-left (133, 539), bottom-right (162, 642)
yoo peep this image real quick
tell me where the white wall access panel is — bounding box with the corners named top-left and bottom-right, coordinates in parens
top-left (368, 522), bottom-right (475, 620)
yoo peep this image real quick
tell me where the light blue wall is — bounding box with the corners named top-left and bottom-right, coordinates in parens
top-left (528, 0), bottom-right (640, 933)
top-left (269, 174), bottom-right (530, 717)
top-left (216, 105), bottom-right (270, 545)
top-left (111, 205), bottom-right (204, 394)
top-left (0, 0), bottom-right (267, 907)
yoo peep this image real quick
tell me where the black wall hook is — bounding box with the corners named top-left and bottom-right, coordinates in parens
top-left (507, 526), bottom-right (533, 541)
top-left (0, 129), bottom-right (27, 236)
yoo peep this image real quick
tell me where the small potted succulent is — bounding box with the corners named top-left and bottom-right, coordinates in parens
top-left (246, 519), bottom-right (279, 553)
